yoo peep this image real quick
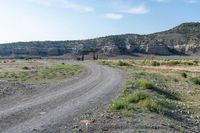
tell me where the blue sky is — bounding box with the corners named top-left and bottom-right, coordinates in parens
top-left (0, 0), bottom-right (200, 43)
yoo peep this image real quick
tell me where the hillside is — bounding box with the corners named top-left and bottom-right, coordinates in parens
top-left (0, 22), bottom-right (200, 57)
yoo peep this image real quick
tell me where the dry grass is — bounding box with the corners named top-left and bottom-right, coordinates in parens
top-left (98, 59), bottom-right (200, 126)
top-left (0, 60), bottom-right (83, 84)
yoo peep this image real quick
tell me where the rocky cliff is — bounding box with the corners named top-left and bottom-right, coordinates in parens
top-left (0, 22), bottom-right (200, 57)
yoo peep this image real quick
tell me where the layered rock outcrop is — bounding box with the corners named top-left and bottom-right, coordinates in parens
top-left (0, 22), bottom-right (200, 57)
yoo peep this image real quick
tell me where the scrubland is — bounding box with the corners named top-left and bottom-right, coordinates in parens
top-left (0, 60), bottom-right (82, 96)
top-left (89, 59), bottom-right (200, 132)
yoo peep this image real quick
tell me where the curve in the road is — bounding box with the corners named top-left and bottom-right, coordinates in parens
top-left (0, 62), bottom-right (126, 133)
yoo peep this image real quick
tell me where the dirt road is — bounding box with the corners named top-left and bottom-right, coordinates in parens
top-left (0, 61), bottom-right (126, 133)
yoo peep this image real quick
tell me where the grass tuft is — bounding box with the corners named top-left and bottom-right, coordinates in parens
top-left (139, 98), bottom-right (162, 113)
top-left (181, 72), bottom-right (187, 78)
top-left (22, 66), bottom-right (29, 70)
top-left (117, 60), bottom-right (131, 66)
top-left (111, 99), bottom-right (128, 110)
top-left (136, 79), bottom-right (154, 89)
top-left (126, 92), bottom-right (150, 103)
top-left (190, 76), bottom-right (200, 85)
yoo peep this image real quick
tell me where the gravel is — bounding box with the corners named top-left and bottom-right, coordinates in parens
top-left (0, 61), bottom-right (126, 133)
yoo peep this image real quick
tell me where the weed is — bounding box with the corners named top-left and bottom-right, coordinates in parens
top-left (159, 100), bottom-right (176, 110)
top-left (141, 60), bottom-right (197, 66)
top-left (190, 76), bottom-right (200, 85)
top-left (111, 99), bottom-right (128, 110)
top-left (193, 60), bottom-right (199, 65)
top-left (117, 60), bottom-right (131, 66)
top-left (126, 92), bottom-right (150, 103)
top-left (142, 60), bottom-right (160, 66)
top-left (139, 98), bottom-right (162, 113)
top-left (122, 109), bottom-right (132, 118)
top-left (150, 87), bottom-right (180, 100)
top-left (163, 60), bottom-right (180, 65)
top-left (22, 66), bottom-right (29, 70)
top-left (181, 72), bottom-right (187, 78)
top-left (73, 128), bottom-right (79, 133)
top-left (136, 79), bottom-right (154, 89)
top-left (150, 60), bottom-right (161, 66)
top-left (127, 60), bottom-right (135, 65)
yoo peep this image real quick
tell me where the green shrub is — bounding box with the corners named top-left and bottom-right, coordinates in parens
top-left (127, 60), bottom-right (135, 65)
top-left (139, 98), bottom-right (161, 113)
top-left (22, 66), bottom-right (29, 70)
top-left (181, 72), bottom-right (187, 78)
top-left (136, 79), bottom-right (154, 89)
top-left (141, 60), bottom-right (198, 66)
top-left (117, 60), bottom-right (130, 66)
top-left (165, 60), bottom-right (180, 65)
top-left (111, 99), bottom-right (128, 110)
top-left (182, 61), bottom-right (194, 66)
top-left (142, 60), bottom-right (160, 66)
top-left (126, 92), bottom-right (150, 103)
top-left (190, 77), bottom-right (200, 85)
top-left (99, 60), bottom-right (115, 66)
top-left (150, 60), bottom-right (160, 66)
top-left (193, 60), bottom-right (199, 65)
top-left (160, 100), bottom-right (176, 110)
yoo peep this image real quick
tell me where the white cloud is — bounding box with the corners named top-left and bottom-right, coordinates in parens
top-left (26, 0), bottom-right (51, 6)
top-left (104, 13), bottom-right (123, 20)
top-left (185, 0), bottom-right (200, 3)
top-left (63, 1), bottom-right (94, 13)
top-left (120, 5), bottom-right (150, 15)
top-left (26, 0), bottom-right (94, 13)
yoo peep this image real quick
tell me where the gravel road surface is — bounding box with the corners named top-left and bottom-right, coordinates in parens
top-left (0, 61), bottom-right (126, 133)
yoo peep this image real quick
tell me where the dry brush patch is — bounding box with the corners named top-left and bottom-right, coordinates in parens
top-left (0, 60), bottom-right (83, 84)
top-left (97, 59), bottom-right (200, 132)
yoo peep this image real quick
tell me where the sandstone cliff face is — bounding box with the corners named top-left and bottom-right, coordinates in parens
top-left (0, 22), bottom-right (200, 57)
top-left (145, 43), bottom-right (172, 55)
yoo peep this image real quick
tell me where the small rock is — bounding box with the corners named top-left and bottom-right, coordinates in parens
top-left (79, 128), bottom-right (83, 132)
top-left (32, 128), bottom-right (38, 132)
top-left (73, 125), bottom-right (78, 129)
top-left (100, 113), bottom-right (104, 117)
top-left (39, 112), bottom-right (46, 115)
top-left (80, 120), bottom-right (92, 126)
top-left (101, 127), bottom-right (109, 131)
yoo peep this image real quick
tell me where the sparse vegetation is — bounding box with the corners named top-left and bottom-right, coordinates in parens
top-left (98, 59), bottom-right (200, 131)
top-left (117, 60), bottom-right (130, 66)
top-left (190, 76), bottom-right (200, 85)
top-left (0, 61), bottom-right (82, 83)
top-left (126, 92), bottom-right (150, 103)
top-left (142, 60), bottom-right (161, 66)
top-left (111, 99), bottom-right (128, 110)
top-left (142, 59), bottom-right (198, 66)
top-left (181, 72), bottom-right (187, 78)
top-left (22, 66), bottom-right (29, 70)
top-left (138, 98), bottom-right (161, 113)
top-left (135, 79), bottom-right (154, 90)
